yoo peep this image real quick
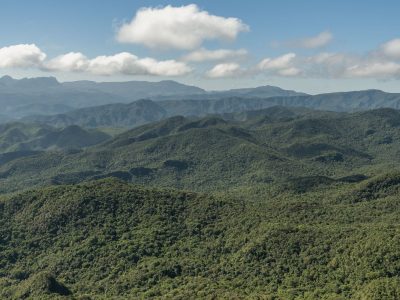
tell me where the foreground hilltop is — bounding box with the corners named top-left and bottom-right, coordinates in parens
top-left (1, 177), bottom-right (400, 299)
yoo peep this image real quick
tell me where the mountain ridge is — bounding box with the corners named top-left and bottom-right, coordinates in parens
top-left (22, 90), bottom-right (400, 128)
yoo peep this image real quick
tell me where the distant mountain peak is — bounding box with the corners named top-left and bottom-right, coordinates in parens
top-left (0, 75), bottom-right (16, 85)
top-left (0, 75), bottom-right (60, 88)
top-left (0, 75), bottom-right (13, 80)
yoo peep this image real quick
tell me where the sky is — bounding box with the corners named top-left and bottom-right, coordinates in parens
top-left (1, 0), bottom-right (400, 94)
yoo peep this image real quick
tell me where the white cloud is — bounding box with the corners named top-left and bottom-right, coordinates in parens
top-left (116, 4), bottom-right (249, 50)
top-left (303, 52), bottom-right (359, 78)
top-left (6, 35), bottom-right (400, 81)
top-left (206, 54), bottom-right (300, 78)
top-left (87, 53), bottom-right (140, 75)
top-left (380, 38), bottom-right (400, 59)
top-left (131, 57), bottom-right (192, 76)
top-left (206, 62), bottom-right (242, 78)
top-left (42, 51), bottom-right (191, 77)
top-left (277, 67), bottom-right (301, 77)
top-left (88, 53), bottom-right (191, 76)
top-left (183, 48), bottom-right (247, 62)
top-left (258, 53), bottom-right (296, 71)
top-left (346, 62), bottom-right (400, 78)
top-left (309, 52), bottom-right (347, 65)
top-left (256, 53), bottom-right (300, 77)
top-left (44, 52), bottom-right (89, 72)
top-left (0, 44), bottom-right (46, 68)
top-left (295, 31), bottom-right (333, 49)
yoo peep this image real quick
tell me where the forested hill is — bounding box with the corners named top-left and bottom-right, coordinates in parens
top-left (0, 122), bottom-right (110, 153)
top-left (2, 106), bottom-right (400, 194)
top-left (1, 177), bottom-right (400, 299)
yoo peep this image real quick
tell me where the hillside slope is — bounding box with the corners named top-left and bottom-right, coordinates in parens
top-left (1, 178), bottom-right (400, 299)
top-left (0, 123), bottom-right (110, 154)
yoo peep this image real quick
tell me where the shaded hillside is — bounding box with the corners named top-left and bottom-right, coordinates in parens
top-left (23, 98), bottom-right (329, 128)
top-left (0, 122), bottom-right (110, 154)
top-left (23, 99), bottom-right (168, 128)
top-left (1, 178), bottom-right (400, 298)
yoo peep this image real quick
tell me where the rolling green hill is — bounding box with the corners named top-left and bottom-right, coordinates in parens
top-left (2, 107), bottom-right (400, 194)
top-left (0, 122), bottom-right (110, 154)
top-left (1, 178), bottom-right (400, 299)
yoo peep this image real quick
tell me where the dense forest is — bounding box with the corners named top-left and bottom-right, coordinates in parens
top-left (2, 177), bottom-right (400, 299)
top-left (1, 104), bottom-right (400, 299)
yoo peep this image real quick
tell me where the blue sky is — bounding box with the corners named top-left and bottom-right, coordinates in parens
top-left (1, 0), bottom-right (400, 93)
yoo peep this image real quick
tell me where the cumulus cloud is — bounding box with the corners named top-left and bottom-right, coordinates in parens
top-left (0, 44), bottom-right (46, 68)
top-left (5, 34), bottom-right (400, 80)
top-left (303, 52), bottom-right (359, 78)
top-left (90, 53), bottom-right (191, 76)
top-left (380, 38), bottom-right (400, 59)
top-left (277, 67), bottom-right (301, 76)
top-left (46, 52), bottom-right (192, 76)
top-left (182, 48), bottom-right (247, 62)
top-left (257, 53), bottom-right (300, 76)
top-left (304, 50), bottom-right (400, 79)
top-left (346, 62), bottom-right (400, 78)
top-left (87, 53), bottom-right (140, 75)
top-left (205, 54), bottom-right (301, 78)
top-left (258, 53), bottom-right (296, 70)
top-left (116, 4), bottom-right (249, 50)
top-left (44, 52), bottom-right (89, 72)
top-left (206, 63), bottom-right (242, 78)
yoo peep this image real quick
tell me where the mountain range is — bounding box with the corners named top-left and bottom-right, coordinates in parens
top-left (3, 76), bottom-right (400, 130)
top-left (3, 75), bottom-right (400, 298)
top-left (21, 90), bottom-right (400, 128)
top-left (0, 76), bottom-right (304, 120)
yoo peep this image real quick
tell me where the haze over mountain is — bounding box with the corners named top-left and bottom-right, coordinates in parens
top-left (5, 75), bottom-right (400, 129)
top-left (0, 76), bottom-right (306, 120)
top-left (21, 89), bottom-right (400, 128)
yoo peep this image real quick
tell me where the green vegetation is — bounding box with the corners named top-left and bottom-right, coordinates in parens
top-left (2, 106), bottom-right (400, 194)
top-left (0, 122), bottom-right (110, 154)
top-left (1, 177), bottom-right (400, 299)
top-left (1, 106), bottom-right (400, 298)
